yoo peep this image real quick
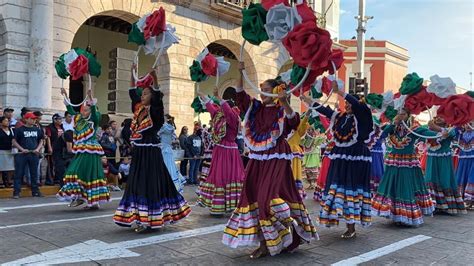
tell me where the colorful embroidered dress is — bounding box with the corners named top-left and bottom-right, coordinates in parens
top-left (372, 124), bottom-right (436, 226)
top-left (315, 138), bottom-right (333, 201)
top-left (158, 122), bottom-right (186, 194)
top-left (425, 129), bottom-right (466, 214)
top-left (222, 89), bottom-right (317, 256)
top-left (113, 87), bottom-right (191, 229)
top-left (287, 115), bottom-right (310, 199)
top-left (199, 128), bottom-right (214, 184)
top-left (365, 124), bottom-right (388, 193)
top-left (454, 127), bottom-right (474, 202)
top-left (197, 99), bottom-right (245, 214)
top-left (312, 94), bottom-right (373, 227)
top-left (302, 130), bottom-right (325, 186)
top-left (57, 103), bottom-right (110, 207)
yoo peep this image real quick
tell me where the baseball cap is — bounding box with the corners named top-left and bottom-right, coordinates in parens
top-left (52, 113), bottom-right (62, 120)
top-left (4, 107), bottom-right (14, 112)
top-left (24, 112), bottom-right (37, 120)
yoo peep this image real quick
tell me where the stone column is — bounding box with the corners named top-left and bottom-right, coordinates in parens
top-left (27, 0), bottom-right (53, 109)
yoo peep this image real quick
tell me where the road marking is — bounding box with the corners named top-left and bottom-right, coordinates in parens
top-left (0, 214), bottom-right (113, 229)
top-left (0, 197), bottom-right (123, 213)
top-left (331, 235), bottom-right (432, 266)
top-left (0, 198), bottom-right (197, 213)
top-left (2, 223), bottom-right (226, 265)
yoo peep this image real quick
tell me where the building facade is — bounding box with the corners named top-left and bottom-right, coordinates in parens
top-left (338, 39), bottom-right (410, 94)
top-left (0, 0), bottom-right (340, 129)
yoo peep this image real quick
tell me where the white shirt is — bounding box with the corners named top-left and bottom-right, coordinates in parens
top-left (63, 121), bottom-right (74, 131)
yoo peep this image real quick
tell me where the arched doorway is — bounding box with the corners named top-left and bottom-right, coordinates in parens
top-left (69, 11), bottom-right (170, 115)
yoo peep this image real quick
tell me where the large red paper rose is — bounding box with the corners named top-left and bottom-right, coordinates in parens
top-left (68, 54), bottom-right (89, 80)
top-left (200, 54), bottom-right (218, 76)
top-left (404, 87), bottom-right (436, 115)
top-left (136, 74), bottom-right (154, 89)
top-left (437, 94), bottom-right (474, 126)
top-left (283, 22), bottom-right (332, 70)
top-left (326, 49), bottom-right (344, 75)
top-left (296, 1), bottom-right (316, 23)
top-left (261, 0), bottom-right (289, 10)
top-left (144, 7), bottom-right (167, 40)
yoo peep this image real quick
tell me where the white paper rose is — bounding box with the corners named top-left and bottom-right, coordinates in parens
top-left (143, 24), bottom-right (180, 55)
top-left (427, 74), bottom-right (456, 98)
top-left (264, 4), bottom-right (302, 41)
top-left (393, 94), bottom-right (407, 111)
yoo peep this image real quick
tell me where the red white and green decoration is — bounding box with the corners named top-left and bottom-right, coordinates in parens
top-left (189, 48), bottom-right (230, 112)
top-left (55, 48), bottom-right (101, 82)
top-left (239, 0), bottom-right (344, 98)
top-left (55, 48), bottom-right (101, 106)
top-left (365, 73), bottom-right (474, 136)
top-left (128, 7), bottom-right (180, 83)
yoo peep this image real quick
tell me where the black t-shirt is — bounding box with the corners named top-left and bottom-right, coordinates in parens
top-left (59, 130), bottom-right (74, 159)
top-left (0, 128), bottom-right (14, 150)
top-left (14, 126), bottom-right (44, 151)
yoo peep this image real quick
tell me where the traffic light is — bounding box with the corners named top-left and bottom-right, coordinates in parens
top-left (349, 77), bottom-right (368, 96)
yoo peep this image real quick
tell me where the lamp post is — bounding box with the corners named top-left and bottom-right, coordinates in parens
top-left (354, 0), bottom-right (372, 96)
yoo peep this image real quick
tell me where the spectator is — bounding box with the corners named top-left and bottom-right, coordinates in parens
top-left (34, 111), bottom-right (52, 186)
top-left (59, 130), bottom-right (74, 175)
top-left (0, 116), bottom-right (14, 188)
top-left (101, 155), bottom-right (121, 191)
top-left (186, 126), bottom-right (203, 185)
top-left (119, 118), bottom-right (132, 158)
top-left (3, 107), bottom-right (16, 127)
top-left (109, 120), bottom-right (118, 139)
top-left (62, 111), bottom-right (74, 131)
top-left (178, 126), bottom-right (189, 178)
top-left (15, 107), bottom-right (30, 128)
top-left (0, 107), bottom-right (2, 117)
top-left (118, 156), bottom-right (131, 187)
top-left (12, 112), bottom-right (44, 198)
top-left (99, 124), bottom-right (117, 165)
top-left (46, 113), bottom-right (65, 186)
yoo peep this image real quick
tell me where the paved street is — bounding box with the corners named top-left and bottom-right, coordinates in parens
top-left (1, 187), bottom-right (473, 265)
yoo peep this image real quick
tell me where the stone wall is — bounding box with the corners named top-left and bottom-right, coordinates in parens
top-left (0, 0), bottom-right (290, 130)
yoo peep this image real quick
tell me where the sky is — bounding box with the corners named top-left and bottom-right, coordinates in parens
top-left (338, 0), bottom-right (473, 90)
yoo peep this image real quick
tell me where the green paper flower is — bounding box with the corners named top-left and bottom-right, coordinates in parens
top-left (384, 105), bottom-right (397, 121)
top-left (365, 93), bottom-right (383, 109)
top-left (128, 22), bottom-right (146, 46)
top-left (310, 85), bottom-right (323, 99)
top-left (290, 64), bottom-right (305, 85)
top-left (191, 97), bottom-right (207, 113)
top-left (189, 60), bottom-right (207, 82)
top-left (400, 72), bottom-right (423, 95)
top-left (191, 96), bottom-right (220, 113)
top-left (465, 91), bottom-right (474, 99)
top-left (54, 54), bottom-right (69, 79)
top-left (308, 115), bottom-right (325, 132)
top-left (242, 3), bottom-right (269, 45)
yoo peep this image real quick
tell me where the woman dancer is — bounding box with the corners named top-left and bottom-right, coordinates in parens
top-left (425, 117), bottom-right (466, 214)
top-left (223, 62), bottom-right (317, 258)
top-left (197, 87), bottom-right (245, 215)
top-left (158, 114), bottom-right (186, 194)
top-left (57, 88), bottom-right (110, 209)
top-left (302, 82), bottom-right (373, 238)
top-left (372, 108), bottom-right (440, 226)
top-left (366, 119), bottom-right (387, 193)
top-left (301, 126), bottom-right (325, 192)
top-left (113, 66), bottom-right (191, 232)
top-left (287, 115), bottom-right (310, 199)
top-left (455, 121), bottom-right (474, 208)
